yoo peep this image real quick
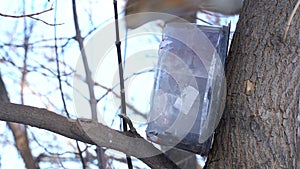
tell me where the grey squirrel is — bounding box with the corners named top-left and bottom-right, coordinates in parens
top-left (125, 0), bottom-right (244, 29)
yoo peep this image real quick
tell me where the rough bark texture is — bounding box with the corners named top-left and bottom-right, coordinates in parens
top-left (206, 0), bottom-right (299, 169)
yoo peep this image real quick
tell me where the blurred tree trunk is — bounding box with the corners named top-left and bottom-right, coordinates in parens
top-left (205, 0), bottom-right (299, 168)
top-left (7, 123), bottom-right (37, 169)
top-left (0, 76), bottom-right (37, 169)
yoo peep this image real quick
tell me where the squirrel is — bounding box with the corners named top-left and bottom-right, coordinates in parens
top-left (125, 0), bottom-right (244, 29)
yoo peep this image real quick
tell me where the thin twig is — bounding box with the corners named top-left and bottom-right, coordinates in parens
top-left (113, 0), bottom-right (133, 168)
top-left (2, 37), bottom-right (72, 48)
top-left (72, 0), bottom-right (97, 121)
top-left (72, 0), bottom-right (104, 168)
top-left (0, 7), bottom-right (53, 18)
top-left (283, 0), bottom-right (300, 42)
top-left (53, 0), bottom-right (85, 167)
top-left (94, 82), bottom-right (147, 119)
top-left (29, 16), bottom-right (64, 26)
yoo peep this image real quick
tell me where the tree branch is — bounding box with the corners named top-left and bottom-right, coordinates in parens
top-left (0, 7), bottom-right (53, 18)
top-left (0, 103), bottom-right (179, 169)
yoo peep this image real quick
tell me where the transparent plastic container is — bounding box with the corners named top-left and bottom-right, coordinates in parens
top-left (146, 23), bottom-right (230, 155)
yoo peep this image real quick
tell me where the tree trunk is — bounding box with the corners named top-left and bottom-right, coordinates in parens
top-left (206, 0), bottom-right (299, 168)
top-left (0, 76), bottom-right (37, 169)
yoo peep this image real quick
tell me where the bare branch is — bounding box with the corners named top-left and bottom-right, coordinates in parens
top-left (94, 82), bottom-right (147, 119)
top-left (29, 16), bottom-right (64, 26)
top-left (0, 103), bottom-right (179, 169)
top-left (0, 7), bottom-right (53, 18)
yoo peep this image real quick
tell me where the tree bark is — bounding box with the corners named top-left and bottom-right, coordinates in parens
top-left (206, 0), bottom-right (299, 168)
